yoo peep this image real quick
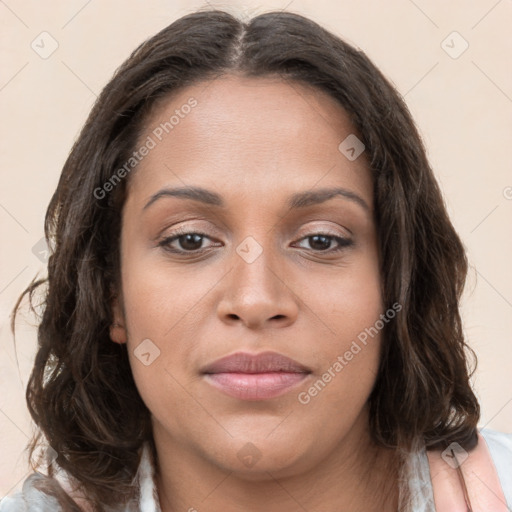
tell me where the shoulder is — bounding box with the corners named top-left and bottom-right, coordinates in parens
top-left (0, 472), bottom-right (121, 512)
top-left (0, 473), bottom-right (67, 512)
top-left (1, 443), bottom-right (157, 512)
top-left (480, 427), bottom-right (512, 453)
top-left (480, 428), bottom-right (512, 507)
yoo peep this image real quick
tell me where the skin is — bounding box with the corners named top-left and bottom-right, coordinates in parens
top-left (111, 74), bottom-right (399, 511)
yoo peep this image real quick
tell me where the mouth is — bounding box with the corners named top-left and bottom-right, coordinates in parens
top-left (201, 351), bottom-right (312, 401)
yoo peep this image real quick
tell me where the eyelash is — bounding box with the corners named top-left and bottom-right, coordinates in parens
top-left (157, 228), bottom-right (354, 255)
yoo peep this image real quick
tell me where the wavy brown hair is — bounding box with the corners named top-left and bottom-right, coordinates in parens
top-left (13, 7), bottom-right (479, 510)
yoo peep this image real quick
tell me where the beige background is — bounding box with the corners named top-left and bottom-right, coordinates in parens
top-left (1, 0), bottom-right (511, 497)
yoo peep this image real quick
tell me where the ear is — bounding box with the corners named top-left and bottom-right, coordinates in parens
top-left (110, 292), bottom-right (127, 345)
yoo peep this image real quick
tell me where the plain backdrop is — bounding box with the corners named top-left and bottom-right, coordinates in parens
top-left (1, 0), bottom-right (511, 497)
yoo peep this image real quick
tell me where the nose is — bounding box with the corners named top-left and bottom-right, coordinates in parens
top-left (216, 240), bottom-right (299, 330)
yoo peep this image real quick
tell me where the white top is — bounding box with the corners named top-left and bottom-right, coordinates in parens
top-left (1, 428), bottom-right (510, 512)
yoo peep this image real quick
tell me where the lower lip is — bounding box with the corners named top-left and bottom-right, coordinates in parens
top-left (204, 372), bottom-right (309, 400)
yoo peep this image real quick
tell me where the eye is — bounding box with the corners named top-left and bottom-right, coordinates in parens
top-left (294, 233), bottom-right (354, 253)
top-left (158, 230), bottom-right (219, 254)
top-left (158, 229), bottom-right (353, 255)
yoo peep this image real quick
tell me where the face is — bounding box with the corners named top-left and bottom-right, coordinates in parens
top-left (112, 74), bottom-right (384, 478)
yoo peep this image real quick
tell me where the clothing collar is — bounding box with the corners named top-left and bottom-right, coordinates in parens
top-left (135, 443), bottom-right (161, 512)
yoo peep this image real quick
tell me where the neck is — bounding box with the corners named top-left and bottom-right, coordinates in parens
top-left (153, 410), bottom-right (400, 512)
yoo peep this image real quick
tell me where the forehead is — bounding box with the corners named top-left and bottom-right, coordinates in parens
top-left (127, 74), bottom-right (371, 209)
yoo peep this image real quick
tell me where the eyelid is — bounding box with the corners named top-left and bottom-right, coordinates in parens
top-left (158, 221), bottom-right (350, 243)
top-left (294, 220), bottom-right (353, 239)
top-left (155, 218), bottom-right (223, 241)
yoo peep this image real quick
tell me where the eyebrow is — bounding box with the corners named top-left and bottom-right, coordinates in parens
top-left (143, 185), bottom-right (370, 212)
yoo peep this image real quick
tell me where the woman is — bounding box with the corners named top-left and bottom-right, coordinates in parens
top-left (3, 8), bottom-right (511, 512)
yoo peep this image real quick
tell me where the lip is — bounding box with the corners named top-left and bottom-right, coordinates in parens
top-left (201, 351), bottom-right (311, 401)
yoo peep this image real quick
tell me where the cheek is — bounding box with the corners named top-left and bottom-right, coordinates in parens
top-left (295, 283), bottom-right (384, 437)
top-left (121, 275), bottom-right (192, 432)
top-left (314, 251), bottom-right (384, 350)
top-left (118, 250), bottom-right (219, 422)
top-left (120, 252), bottom-right (209, 340)
top-left (298, 251), bottom-right (384, 409)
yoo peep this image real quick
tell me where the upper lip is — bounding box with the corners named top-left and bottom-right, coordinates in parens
top-left (201, 351), bottom-right (311, 374)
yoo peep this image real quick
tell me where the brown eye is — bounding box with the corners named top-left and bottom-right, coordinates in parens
top-left (158, 231), bottom-right (218, 254)
top-left (295, 233), bottom-right (354, 253)
top-left (174, 233), bottom-right (204, 251)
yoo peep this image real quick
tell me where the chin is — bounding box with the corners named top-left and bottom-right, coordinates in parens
top-left (206, 437), bottom-right (317, 481)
